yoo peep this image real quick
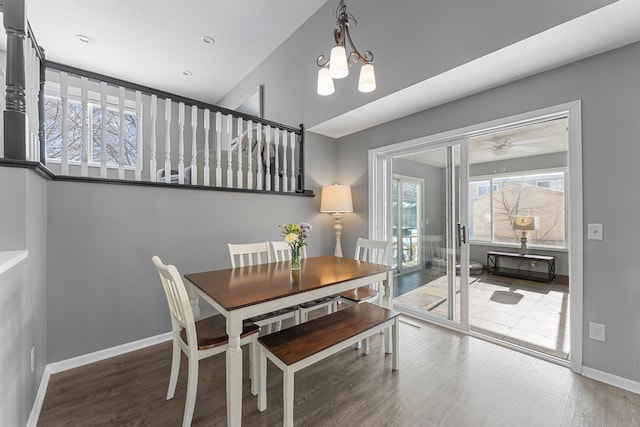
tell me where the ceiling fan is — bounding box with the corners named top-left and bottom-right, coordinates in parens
top-left (483, 137), bottom-right (550, 156)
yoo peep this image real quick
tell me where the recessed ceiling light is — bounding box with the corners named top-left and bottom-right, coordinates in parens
top-left (182, 70), bottom-right (193, 77)
top-left (202, 36), bottom-right (215, 45)
top-left (76, 34), bottom-right (94, 44)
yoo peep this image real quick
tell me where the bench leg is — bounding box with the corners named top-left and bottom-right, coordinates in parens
top-left (283, 369), bottom-right (295, 427)
top-left (258, 346), bottom-right (267, 412)
top-left (392, 319), bottom-right (399, 371)
top-left (363, 336), bottom-right (370, 355)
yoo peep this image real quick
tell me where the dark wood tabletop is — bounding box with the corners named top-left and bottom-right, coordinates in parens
top-left (184, 256), bottom-right (392, 311)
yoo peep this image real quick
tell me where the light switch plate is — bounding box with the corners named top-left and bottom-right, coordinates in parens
top-left (588, 223), bottom-right (603, 240)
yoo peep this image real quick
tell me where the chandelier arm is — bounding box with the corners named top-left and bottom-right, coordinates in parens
top-left (317, 54), bottom-right (330, 68)
top-left (344, 26), bottom-right (373, 64)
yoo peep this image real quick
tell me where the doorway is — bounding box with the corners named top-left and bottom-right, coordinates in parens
top-left (369, 102), bottom-right (582, 370)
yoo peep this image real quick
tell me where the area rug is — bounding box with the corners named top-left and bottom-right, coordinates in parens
top-left (395, 275), bottom-right (478, 311)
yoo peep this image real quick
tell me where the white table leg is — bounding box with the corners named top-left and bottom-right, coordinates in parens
top-left (383, 272), bottom-right (394, 353)
top-left (226, 311), bottom-right (243, 426)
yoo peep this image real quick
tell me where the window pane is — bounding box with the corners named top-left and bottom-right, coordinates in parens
top-left (90, 107), bottom-right (137, 167)
top-left (492, 173), bottom-right (565, 247)
top-left (469, 180), bottom-right (491, 241)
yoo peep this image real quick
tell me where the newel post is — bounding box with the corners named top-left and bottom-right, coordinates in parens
top-left (3, 0), bottom-right (28, 160)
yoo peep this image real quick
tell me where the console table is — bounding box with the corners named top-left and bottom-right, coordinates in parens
top-left (486, 251), bottom-right (556, 283)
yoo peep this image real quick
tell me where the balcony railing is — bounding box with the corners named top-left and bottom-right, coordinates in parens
top-left (1, 1), bottom-right (310, 196)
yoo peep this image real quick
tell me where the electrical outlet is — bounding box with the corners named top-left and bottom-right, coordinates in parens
top-left (589, 322), bottom-right (606, 342)
top-left (30, 347), bottom-right (35, 373)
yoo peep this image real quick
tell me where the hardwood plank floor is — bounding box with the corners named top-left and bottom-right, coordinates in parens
top-left (38, 318), bottom-right (640, 426)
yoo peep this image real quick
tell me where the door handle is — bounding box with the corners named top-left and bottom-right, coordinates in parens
top-left (457, 223), bottom-right (467, 246)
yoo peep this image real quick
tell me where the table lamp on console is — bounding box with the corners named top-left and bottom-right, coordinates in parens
top-left (320, 183), bottom-right (353, 257)
top-left (513, 215), bottom-right (539, 255)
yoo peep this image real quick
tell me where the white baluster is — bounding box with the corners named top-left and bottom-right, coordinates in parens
top-left (178, 102), bottom-right (185, 184)
top-left (282, 130), bottom-right (288, 193)
top-left (290, 132), bottom-right (296, 192)
top-left (273, 128), bottom-right (280, 192)
top-left (265, 125), bottom-right (271, 191)
top-left (215, 112), bottom-right (221, 186)
top-left (118, 86), bottom-right (126, 180)
top-left (60, 71), bottom-right (69, 175)
top-left (204, 109), bottom-right (211, 186)
top-left (150, 94), bottom-right (158, 182)
top-left (164, 98), bottom-right (172, 183)
top-left (190, 105), bottom-right (197, 185)
top-left (236, 117), bottom-right (243, 189)
top-left (80, 76), bottom-right (89, 177)
top-left (247, 120), bottom-right (253, 189)
top-left (226, 114), bottom-right (233, 188)
top-left (99, 82), bottom-right (108, 178)
top-left (256, 123), bottom-right (263, 190)
top-left (135, 91), bottom-right (143, 181)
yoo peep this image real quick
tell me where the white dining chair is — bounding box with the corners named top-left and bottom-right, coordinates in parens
top-left (339, 238), bottom-right (390, 307)
top-left (268, 240), bottom-right (339, 322)
top-left (152, 256), bottom-right (259, 427)
top-left (228, 242), bottom-right (300, 332)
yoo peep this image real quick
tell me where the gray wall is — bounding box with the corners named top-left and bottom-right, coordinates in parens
top-left (46, 131), bottom-right (337, 362)
top-left (0, 167), bottom-right (47, 426)
top-left (334, 42), bottom-right (640, 381)
top-left (218, 0), bottom-right (615, 128)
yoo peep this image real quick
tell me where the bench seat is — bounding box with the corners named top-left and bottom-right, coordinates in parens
top-left (257, 303), bottom-right (400, 426)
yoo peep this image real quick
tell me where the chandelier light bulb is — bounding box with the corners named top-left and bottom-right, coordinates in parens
top-left (329, 45), bottom-right (349, 79)
top-left (358, 63), bottom-right (376, 93)
top-left (317, 67), bottom-right (335, 96)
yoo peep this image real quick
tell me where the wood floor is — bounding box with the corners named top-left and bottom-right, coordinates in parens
top-left (38, 317), bottom-right (640, 426)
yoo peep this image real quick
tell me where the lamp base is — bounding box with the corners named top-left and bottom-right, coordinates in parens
top-left (519, 231), bottom-right (528, 255)
top-left (332, 213), bottom-right (344, 257)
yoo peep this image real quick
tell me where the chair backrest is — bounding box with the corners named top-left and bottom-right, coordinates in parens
top-left (152, 256), bottom-right (197, 349)
top-left (228, 242), bottom-right (272, 267)
top-left (269, 240), bottom-right (307, 262)
top-left (354, 238), bottom-right (389, 265)
top-left (425, 234), bottom-right (445, 260)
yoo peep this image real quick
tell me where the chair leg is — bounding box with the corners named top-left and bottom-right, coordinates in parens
top-left (258, 346), bottom-right (267, 412)
top-left (265, 323), bottom-right (272, 334)
top-left (183, 356), bottom-right (199, 427)
top-left (283, 369), bottom-right (295, 427)
top-left (276, 320), bottom-right (283, 331)
top-left (300, 308), bottom-right (308, 323)
top-left (294, 310), bottom-right (300, 325)
top-left (167, 339), bottom-right (181, 400)
top-left (392, 319), bottom-right (400, 371)
top-left (250, 336), bottom-right (258, 396)
top-left (363, 336), bottom-right (370, 355)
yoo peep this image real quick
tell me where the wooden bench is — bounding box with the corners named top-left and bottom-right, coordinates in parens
top-left (257, 303), bottom-right (400, 427)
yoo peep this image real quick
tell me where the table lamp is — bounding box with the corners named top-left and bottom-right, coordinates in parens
top-left (513, 215), bottom-right (539, 255)
top-left (320, 183), bottom-right (353, 257)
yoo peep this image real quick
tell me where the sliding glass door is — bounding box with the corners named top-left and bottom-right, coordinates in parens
top-left (381, 140), bottom-right (469, 327)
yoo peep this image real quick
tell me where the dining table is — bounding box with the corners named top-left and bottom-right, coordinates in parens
top-left (184, 255), bottom-right (394, 427)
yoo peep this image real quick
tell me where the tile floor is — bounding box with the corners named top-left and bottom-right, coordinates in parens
top-left (394, 270), bottom-right (570, 359)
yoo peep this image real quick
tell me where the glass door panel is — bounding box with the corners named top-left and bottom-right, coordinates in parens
top-left (392, 176), bottom-right (423, 274)
top-left (391, 141), bottom-right (468, 327)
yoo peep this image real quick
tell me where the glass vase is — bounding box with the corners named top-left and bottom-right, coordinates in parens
top-left (290, 246), bottom-right (302, 270)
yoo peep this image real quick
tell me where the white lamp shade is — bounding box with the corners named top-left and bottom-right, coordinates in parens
top-left (358, 63), bottom-right (376, 93)
top-left (329, 45), bottom-right (349, 79)
top-left (320, 184), bottom-right (353, 213)
top-left (317, 67), bottom-right (335, 96)
top-left (513, 216), bottom-right (539, 231)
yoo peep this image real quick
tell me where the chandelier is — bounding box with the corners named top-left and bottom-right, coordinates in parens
top-left (316, 0), bottom-right (376, 96)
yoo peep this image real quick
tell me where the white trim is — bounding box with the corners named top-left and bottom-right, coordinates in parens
top-left (370, 101), bottom-right (583, 373)
top-left (0, 250), bottom-right (27, 276)
top-left (27, 332), bottom-right (172, 427)
top-left (582, 366), bottom-right (640, 395)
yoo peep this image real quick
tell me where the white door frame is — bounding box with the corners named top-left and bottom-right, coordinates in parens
top-left (392, 174), bottom-right (425, 274)
top-left (368, 100), bottom-right (583, 373)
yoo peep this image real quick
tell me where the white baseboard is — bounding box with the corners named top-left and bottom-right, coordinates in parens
top-left (27, 332), bottom-right (172, 426)
top-left (582, 366), bottom-right (640, 395)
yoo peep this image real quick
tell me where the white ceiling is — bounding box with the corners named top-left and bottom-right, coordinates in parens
top-left (26, 0), bottom-right (329, 105)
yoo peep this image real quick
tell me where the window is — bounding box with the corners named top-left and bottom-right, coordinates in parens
top-left (469, 171), bottom-right (566, 248)
top-left (44, 95), bottom-right (138, 167)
